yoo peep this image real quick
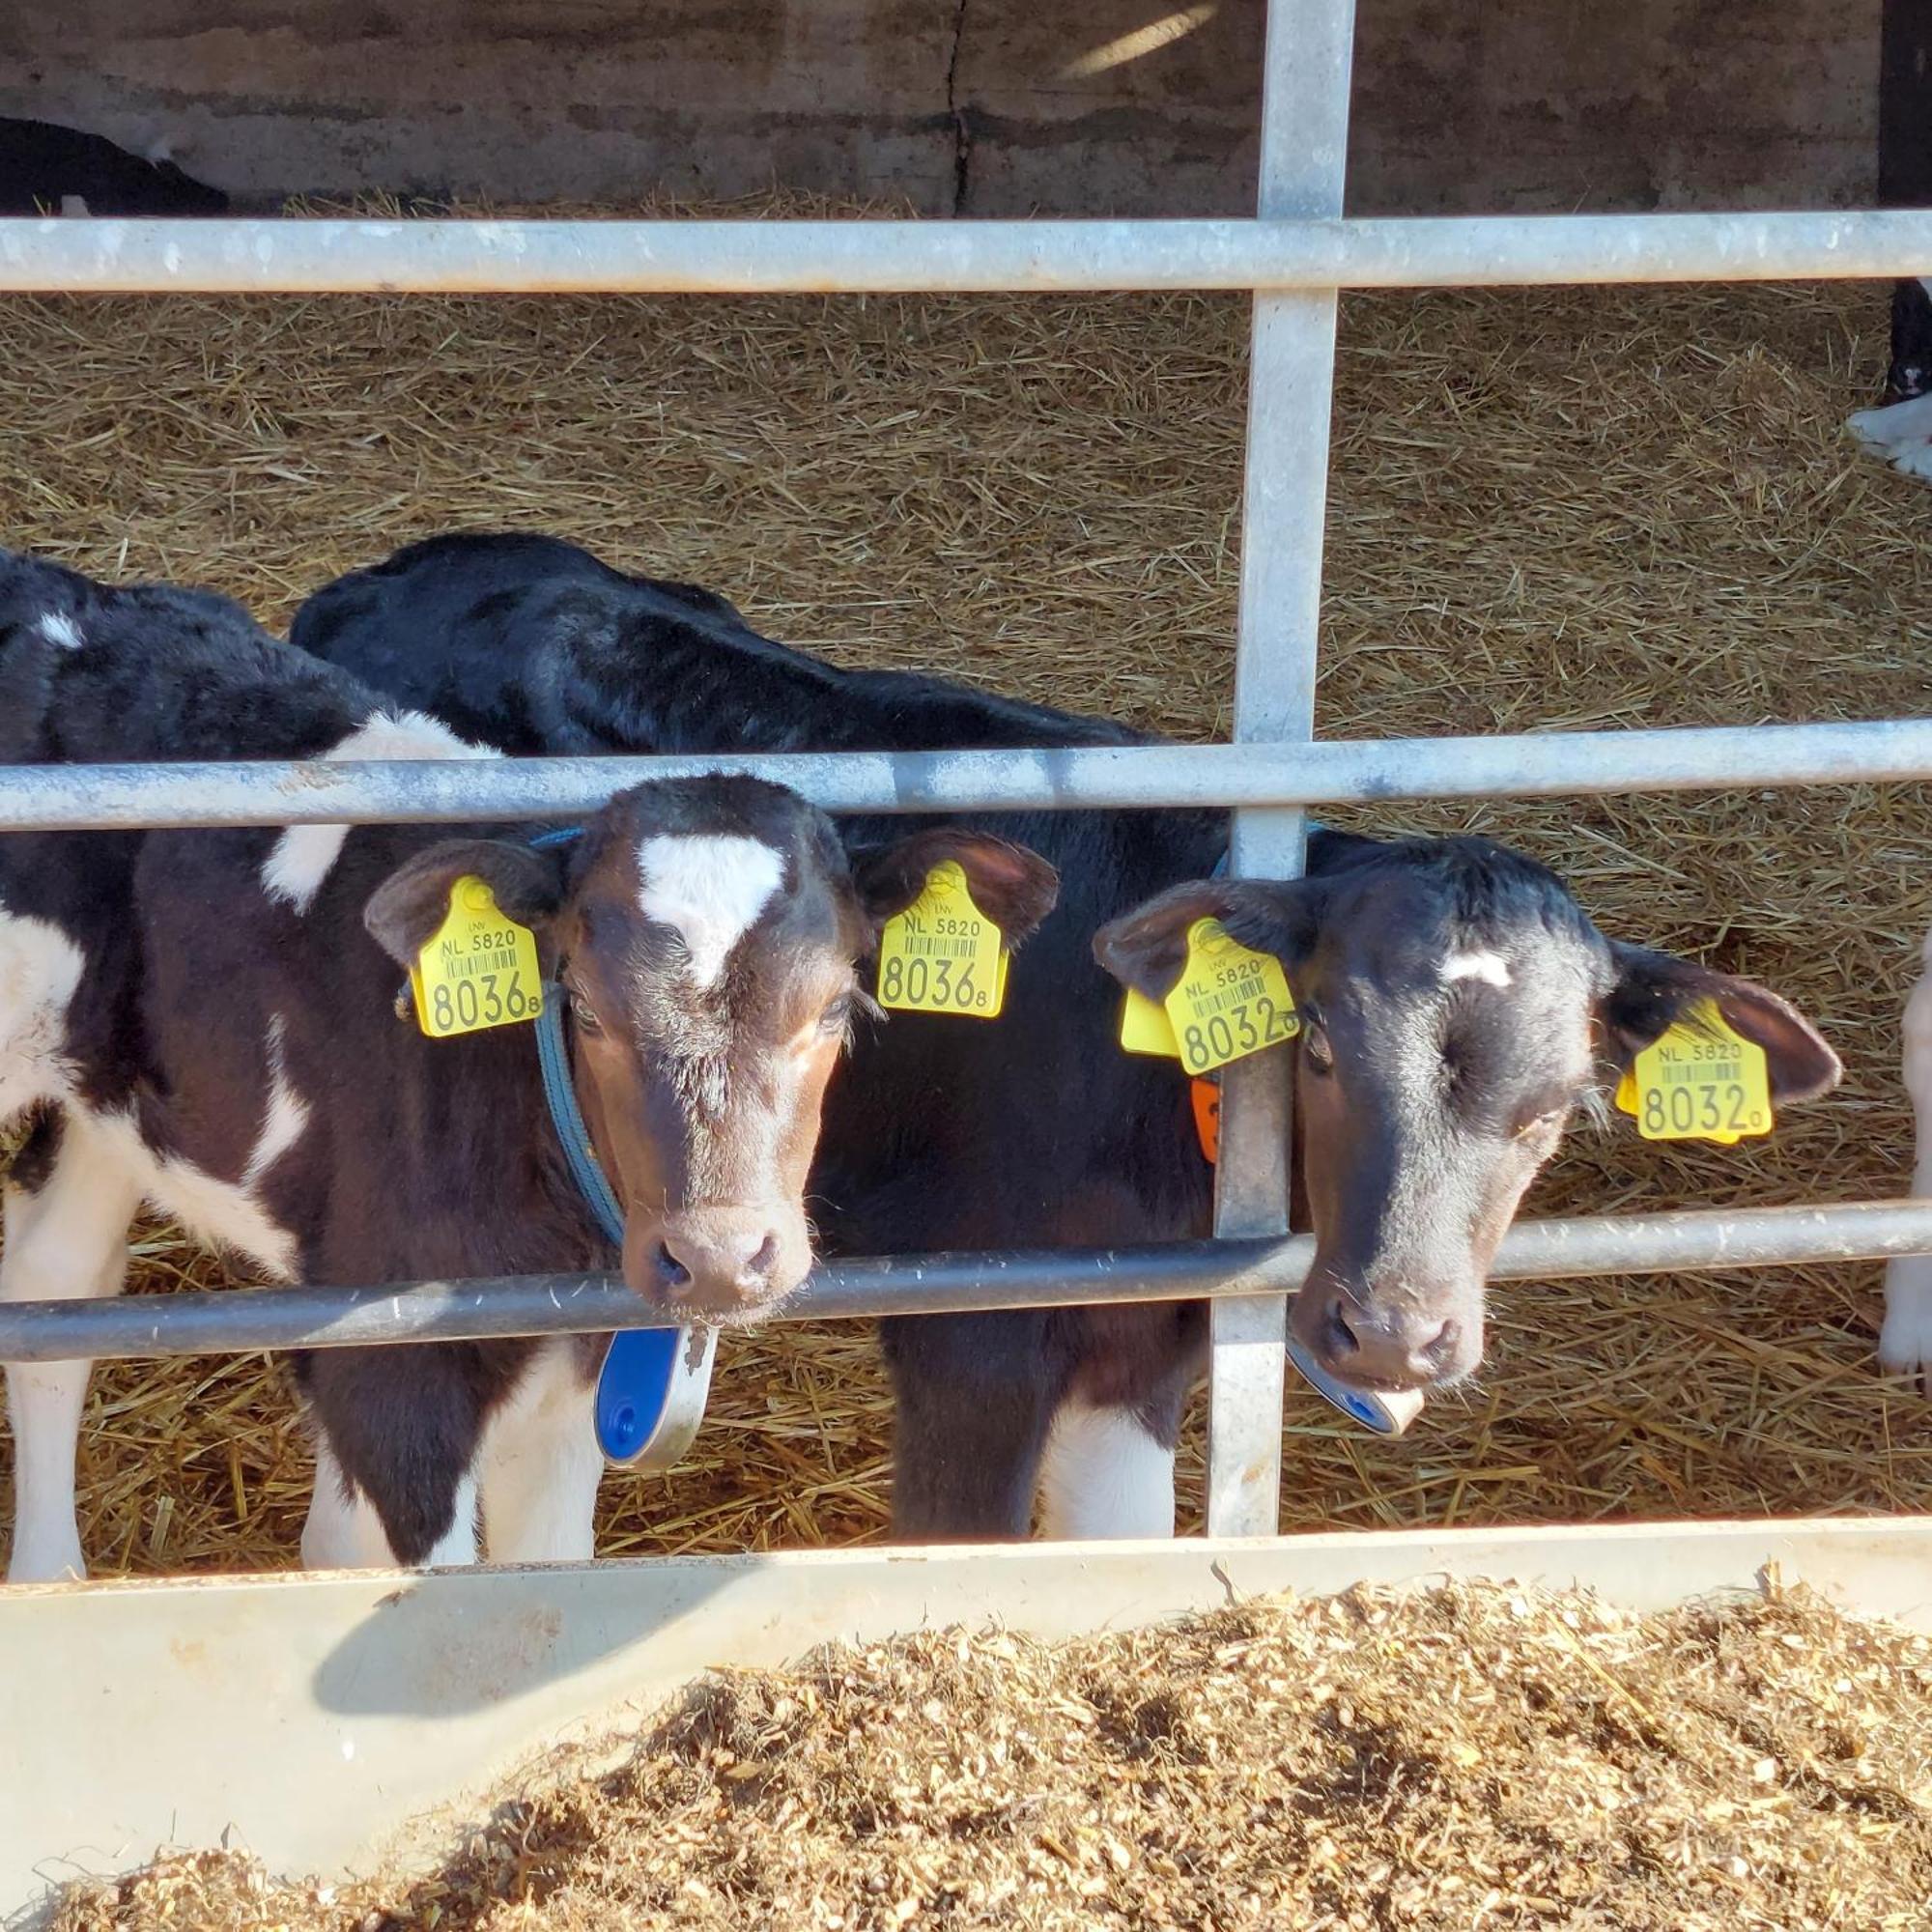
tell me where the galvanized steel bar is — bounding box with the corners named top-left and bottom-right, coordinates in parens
top-left (4, 210), bottom-right (1932, 295)
top-left (1206, 0), bottom-right (1356, 1539)
top-left (3, 1199), bottom-right (1928, 1363)
top-left (6, 716), bottom-right (1930, 832)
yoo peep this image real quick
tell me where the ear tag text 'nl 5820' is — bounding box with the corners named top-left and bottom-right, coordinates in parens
top-left (1613, 1000), bottom-right (1772, 1146)
top-left (876, 861), bottom-right (1009, 1019)
top-left (412, 876), bottom-right (545, 1039)
top-left (1163, 919), bottom-right (1298, 1075)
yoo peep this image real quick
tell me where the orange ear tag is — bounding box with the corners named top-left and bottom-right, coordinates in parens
top-left (1190, 1078), bottom-right (1220, 1163)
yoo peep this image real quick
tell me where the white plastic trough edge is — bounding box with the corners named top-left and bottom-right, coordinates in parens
top-left (3, 1515), bottom-right (1929, 1925)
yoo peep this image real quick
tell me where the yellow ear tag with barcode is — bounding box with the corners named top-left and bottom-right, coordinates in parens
top-left (1612, 1000), bottom-right (1772, 1145)
top-left (410, 875), bottom-right (545, 1039)
top-left (876, 861), bottom-right (1009, 1019)
top-left (1120, 987), bottom-right (1183, 1057)
top-left (1163, 919), bottom-right (1298, 1075)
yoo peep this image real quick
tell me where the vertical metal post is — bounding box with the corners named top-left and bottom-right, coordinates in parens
top-left (1206, 0), bottom-right (1357, 1536)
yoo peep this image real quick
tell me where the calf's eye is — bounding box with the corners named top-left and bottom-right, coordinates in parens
top-left (1301, 1024), bottom-right (1334, 1075)
top-left (819, 991), bottom-right (854, 1036)
top-left (570, 992), bottom-right (604, 1036)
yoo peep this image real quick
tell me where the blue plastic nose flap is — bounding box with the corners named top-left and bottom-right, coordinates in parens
top-left (1285, 1335), bottom-right (1425, 1437)
top-left (597, 1323), bottom-right (720, 1468)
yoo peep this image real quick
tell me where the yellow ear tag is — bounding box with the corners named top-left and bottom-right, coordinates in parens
top-left (1612, 1000), bottom-right (1772, 1145)
top-left (1120, 987), bottom-right (1183, 1057)
top-left (1163, 919), bottom-right (1298, 1075)
top-left (410, 876), bottom-right (545, 1039)
top-left (875, 861), bottom-right (1009, 1020)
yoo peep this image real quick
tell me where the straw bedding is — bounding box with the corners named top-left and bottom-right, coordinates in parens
top-left (2, 197), bottom-right (1931, 1571)
top-left (48, 1580), bottom-right (1932, 1930)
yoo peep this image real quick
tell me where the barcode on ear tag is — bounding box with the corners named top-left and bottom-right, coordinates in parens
top-left (876, 861), bottom-right (1008, 1019)
top-left (1613, 1001), bottom-right (1772, 1144)
top-left (1163, 919), bottom-right (1298, 1075)
top-left (412, 876), bottom-right (544, 1038)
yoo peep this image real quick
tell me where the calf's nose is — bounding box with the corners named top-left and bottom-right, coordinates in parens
top-left (641, 1208), bottom-right (800, 1317)
top-left (1304, 1289), bottom-right (1463, 1390)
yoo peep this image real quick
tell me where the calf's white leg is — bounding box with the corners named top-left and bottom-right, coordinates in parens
top-left (2, 1110), bottom-right (143, 1582)
top-left (1037, 1398), bottom-right (1177, 1541)
top-left (1882, 926), bottom-right (1932, 1388)
top-left (476, 1341), bottom-right (603, 1565)
top-left (299, 1436), bottom-right (401, 1571)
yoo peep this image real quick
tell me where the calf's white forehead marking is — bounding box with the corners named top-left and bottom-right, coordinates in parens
top-left (1441, 951), bottom-right (1512, 988)
top-left (638, 834), bottom-right (786, 989)
top-left (35, 611), bottom-right (84, 650)
top-left (262, 709), bottom-right (497, 915)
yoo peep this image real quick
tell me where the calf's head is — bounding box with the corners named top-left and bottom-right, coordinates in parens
top-left (1094, 835), bottom-right (1838, 1393)
top-left (368, 778), bottom-right (1057, 1321)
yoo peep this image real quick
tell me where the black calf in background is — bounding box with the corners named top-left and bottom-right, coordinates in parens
top-left (0, 118), bottom-right (227, 217)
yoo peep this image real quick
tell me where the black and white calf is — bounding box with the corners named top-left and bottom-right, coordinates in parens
top-left (1846, 278), bottom-right (1932, 483)
top-left (0, 117), bottom-right (227, 217)
top-left (1096, 838), bottom-right (1840, 1389)
top-left (0, 551), bottom-right (1057, 1578)
top-left (294, 532), bottom-right (1841, 1540)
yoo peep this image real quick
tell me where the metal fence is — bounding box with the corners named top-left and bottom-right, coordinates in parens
top-left (6, 0), bottom-right (1932, 1536)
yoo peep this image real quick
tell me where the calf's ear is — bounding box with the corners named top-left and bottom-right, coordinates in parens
top-left (1600, 942), bottom-right (1841, 1104)
top-left (364, 839), bottom-right (567, 970)
top-left (849, 829), bottom-right (1060, 949)
top-left (1093, 878), bottom-right (1322, 1003)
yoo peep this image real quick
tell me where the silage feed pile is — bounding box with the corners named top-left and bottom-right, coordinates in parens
top-left (51, 1581), bottom-right (1932, 1931)
top-left (1, 198), bottom-right (1931, 1567)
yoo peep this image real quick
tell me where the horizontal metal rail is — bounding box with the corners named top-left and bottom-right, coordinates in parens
top-left (6, 716), bottom-right (1932, 831)
top-left (3, 1198), bottom-right (1926, 1363)
top-left (2, 210), bottom-right (1931, 296)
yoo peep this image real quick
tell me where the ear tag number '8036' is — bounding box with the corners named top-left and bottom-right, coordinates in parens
top-left (876, 861), bottom-right (1009, 1020)
top-left (411, 876), bottom-right (545, 1039)
top-left (1163, 919), bottom-right (1298, 1075)
top-left (1613, 1000), bottom-right (1772, 1145)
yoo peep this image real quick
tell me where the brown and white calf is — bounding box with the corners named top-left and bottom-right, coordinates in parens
top-left (0, 552), bottom-right (1056, 1577)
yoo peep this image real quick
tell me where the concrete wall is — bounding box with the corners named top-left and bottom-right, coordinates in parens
top-left (0, 0), bottom-right (1881, 216)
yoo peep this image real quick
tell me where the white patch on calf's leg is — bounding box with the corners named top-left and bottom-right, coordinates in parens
top-left (1441, 951), bottom-right (1512, 988)
top-left (1037, 1400), bottom-right (1176, 1541)
top-left (261, 710), bottom-right (497, 915)
top-left (1883, 929), bottom-right (1932, 1389)
top-left (637, 834), bottom-right (784, 988)
top-left (94, 1108), bottom-right (299, 1281)
top-left (0, 905), bottom-right (86, 1123)
top-left (476, 1340), bottom-right (603, 1564)
top-left (2, 1107), bottom-right (145, 1583)
top-left (242, 1014), bottom-right (308, 1189)
top-left (34, 611), bottom-right (83, 649)
top-left (299, 1436), bottom-right (399, 1571)
top-left (421, 1475), bottom-right (479, 1569)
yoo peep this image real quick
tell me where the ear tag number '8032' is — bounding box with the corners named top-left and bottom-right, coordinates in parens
top-left (1613, 1000), bottom-right (1772, 1145)
top-left (411, 876), bottom-right (545, 1039)
top-left (876, 861), bottom-right (1009, 1020)
top-left (1164, 919), bottom-right (1298, 1075)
